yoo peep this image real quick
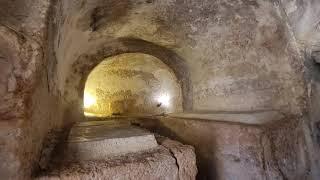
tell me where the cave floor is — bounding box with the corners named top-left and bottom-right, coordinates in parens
top-left (36, 119), bottom-right (197, 180)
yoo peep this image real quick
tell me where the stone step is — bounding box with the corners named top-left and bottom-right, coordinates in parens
top-left (36, 137), bottom-right (197, 180)
top-left (65, 121), bottom-right (158, 161)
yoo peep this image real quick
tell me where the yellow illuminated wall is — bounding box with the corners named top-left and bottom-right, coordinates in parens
top-left (84, 53), bottom-right (182, 117)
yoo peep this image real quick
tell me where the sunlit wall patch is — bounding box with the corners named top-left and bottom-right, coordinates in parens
top-left (156, 93), bottom-right (170, 107)
top-left (83, 53), bottom-right (182, 117)
top-left (84, 92), bottom-right (96, 108)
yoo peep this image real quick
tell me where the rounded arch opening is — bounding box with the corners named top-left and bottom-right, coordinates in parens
top-left (83, 53), bottom-right (183, 117)
top-left (63, 38), bottom-right (192, 122)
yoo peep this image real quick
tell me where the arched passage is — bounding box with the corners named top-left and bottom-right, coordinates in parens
top-left (83, 53), bottom-right (183, 117)
top-left (63, 38), bottom-right (192, 121)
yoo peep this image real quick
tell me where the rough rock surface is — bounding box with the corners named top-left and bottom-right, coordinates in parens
top-left (51, 0), bottom-right (305, 119)
top-left (0, 1), bottom-right (64, 179)
top-left (0, 0), bottom-right (319, 179)
top-left (158, 137), bottom-right (198, 180)
top-left (36, 137), bottom-right (197, 180)
top-left (84, 53), bottom-right (182, 116)
top-left (280, 1), bottom-right (320, 179)
top-left (132, 116), bottom-right (311, 180)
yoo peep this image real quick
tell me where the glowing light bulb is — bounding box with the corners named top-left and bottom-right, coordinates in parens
top-left (84, 92), bottom-right (96, 108)
top-left (157, 94), bottom-right (170, 107)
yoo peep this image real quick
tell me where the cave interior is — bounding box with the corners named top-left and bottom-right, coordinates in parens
top-left (0, 0), bottom-right (320, 180)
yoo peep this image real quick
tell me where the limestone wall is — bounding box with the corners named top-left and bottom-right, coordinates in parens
top-left (52, 0), bottom-right (305, 118)
top-left (0, 0), bottom-right (317, 179)
top-left (84, 53), bottom-right (182, 116)
top-left (136, 116), bottom-right (310, 180)
top-left (0, 1), bottom-right (64, 179)
top-left (280, 0), bottom-right (320, 179)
